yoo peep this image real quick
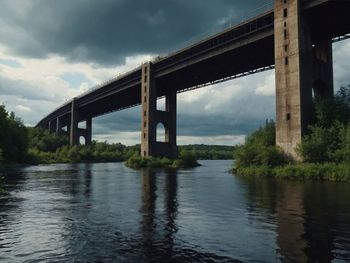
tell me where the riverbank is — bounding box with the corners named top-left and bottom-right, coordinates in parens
top-left (233, 163), bottom-right (350, 182)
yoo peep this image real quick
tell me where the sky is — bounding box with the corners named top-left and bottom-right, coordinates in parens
top-left (0, 0), bottom-right (349, 146)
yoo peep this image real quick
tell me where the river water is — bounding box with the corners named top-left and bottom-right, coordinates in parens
top-left (0, 160), bottom-right (349, 262)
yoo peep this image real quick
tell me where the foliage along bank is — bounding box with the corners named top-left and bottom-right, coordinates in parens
top-left (0, 104), bottom-right (234, 166)
top-left (125, 150), bottom-right (200, 169)
top-left (233, 86), bottom-right (350, 182)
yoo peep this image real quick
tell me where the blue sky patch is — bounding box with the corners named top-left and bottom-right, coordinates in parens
top-left (0, 58), bottom-right (22, 68)
top-left (60, 72), bottom-right (92, 89)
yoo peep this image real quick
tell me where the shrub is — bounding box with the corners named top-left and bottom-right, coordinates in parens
top-left (178, 150), bottom-right (199, 168)
top-left (235, 120), bottom-right (288, 169)
top-left (0, 105), bottom-right (28, 163)
top-left (125, 152), bottom-right (199, 169)
top-left (297, 122), bottom-right (346, 163)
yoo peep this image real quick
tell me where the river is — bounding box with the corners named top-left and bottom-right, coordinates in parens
top-left (0, 160), bottom-right (349, 262)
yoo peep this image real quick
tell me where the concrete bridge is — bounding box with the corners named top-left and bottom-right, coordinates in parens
top-left (37, 0), bottom-right (350, 159)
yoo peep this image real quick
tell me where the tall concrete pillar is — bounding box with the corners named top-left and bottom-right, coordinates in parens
top-left (48, 120), bottom-right (56, 133)
top-left (56, 117), bottom-right (63, 135)
top-left (312, 40), bottom-right (334, 99)
top-left (141, 62), bottom-right (178, 158)
top-left (70, 98), bottom-right (79, 146)
top-left (85, 118), bottom-right (92, 145)
top-left (274, 0), bottom-right (333, 159)
top-left (162, 90), bottom-right (178, 157)
top-left (141, 62), bottom-right (156, 157)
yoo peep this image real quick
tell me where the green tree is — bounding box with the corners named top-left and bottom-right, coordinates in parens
top-left (298, 86), bottom-right (350, 163)
top-left (0, 105), bottom-right (28, 163)
top-left (235, 120), bottom-right (288, 169)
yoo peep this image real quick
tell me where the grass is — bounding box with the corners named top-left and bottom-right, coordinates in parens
top-left (233, 163), bottom-right (350, 182)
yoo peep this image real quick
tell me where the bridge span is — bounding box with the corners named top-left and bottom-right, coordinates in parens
top-left (37, 0), bottom-right (350, 159)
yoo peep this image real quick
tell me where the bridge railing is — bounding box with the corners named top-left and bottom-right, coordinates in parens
top-left (154, 0), bottom-right (274, 61)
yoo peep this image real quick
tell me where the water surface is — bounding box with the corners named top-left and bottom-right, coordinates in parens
top-left (0, 160), bottom-right (349, 262)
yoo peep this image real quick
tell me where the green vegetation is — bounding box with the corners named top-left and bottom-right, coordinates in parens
top-left (0, 105), bottom-right (28, 164)
top-left (296, 86), bottom-right (350, 164)
top-left (233, 86), bottom-right (350, 182)
top-left (234, 120), bottom-right (289, 169)
top-left (125, 150), bottom-right (200, 169)
top-left (178, 145), bottom-right (235, 160)
top-left (0, 103), bottom-right (234, 166)
top-left (27, 134), bottom-right (139, 164)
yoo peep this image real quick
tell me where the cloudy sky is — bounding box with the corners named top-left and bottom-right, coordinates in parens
top-left (0, 0), bottom-right (349, 146)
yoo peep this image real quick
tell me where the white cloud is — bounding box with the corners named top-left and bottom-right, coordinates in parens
top-left (177, 135), bottom-right (245, 146)
top-left (15, 105), bottom-right (32, 112)
top-left (92, 130), bottom-right (245, 146)
top-left (0, 47), bottom-right (155, 125)
top-left (255, 72), bottom-right (275, 96)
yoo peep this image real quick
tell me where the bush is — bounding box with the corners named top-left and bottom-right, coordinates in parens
top-left (234, 163), bottom-right (350, 182)
top-left (178, 150), bottom-right (199, 168)
top-left (274, 163), bottom-right (350, 182)
top-left (125, 152), bottom-right (199, 169)
top-left (297, 122), bottom-right (347, 163)
top-left (0, 105), bottom-right (28, 163)
top-left (235, 120), bottom-right (288, 169)
top-left (298, 86), bottom-right (350, 163)
top-left (27, 127), bottom-right (68, 153)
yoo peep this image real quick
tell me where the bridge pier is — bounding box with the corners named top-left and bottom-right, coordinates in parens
top-left (56, 117), bottom-right (64, 136)
top-left (84, 118), bottom-right (92, 145)
top-left (48, 119), bottom-right (56, 133)
top-left (70, 99), bottom-right (79, 146)
top-left (141, 62), bottom-right (178, 158)
top-left (68, 99), bottom-right (93, 146)
top-left (274, 0), bottom-right (334, 159)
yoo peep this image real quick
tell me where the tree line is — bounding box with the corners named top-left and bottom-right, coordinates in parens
top-left (0, 105), bottom-right (236, 165)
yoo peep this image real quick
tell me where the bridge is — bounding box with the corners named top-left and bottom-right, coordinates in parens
top-left (37, 0), bottom-right (350, 159)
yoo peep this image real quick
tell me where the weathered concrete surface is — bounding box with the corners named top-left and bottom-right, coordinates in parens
top-left (274, 0), bottom-right (333, 159)
top-left (141, 62), bottom-right (178, 158)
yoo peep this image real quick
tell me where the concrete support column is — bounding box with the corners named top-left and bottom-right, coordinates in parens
top-left (48, 120), bottom-right (56, 133)
top-left (140, 62), bottom-right (178, 158)
top-left (85, 118), bottom-right (92, 145)
top-left (141, 62), bottom-right (156, 157)
top-left (274, 0), bottom-right (333, 159)
top-left (70, 99), bottom-right (79, 146)
top-left (312, 40), bottom-right (334, 99)
top-left (163, 90), bottom-right (178, 157)
top-left (56, 117), bottom-right (63, 135)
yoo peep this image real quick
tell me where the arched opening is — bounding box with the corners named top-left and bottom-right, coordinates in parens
top-left (156, 122), bottom-right (167, 142)
top-left (79, 136), bottom-right (86, 145)
top-left (78, 121), bottom-right (86, 129)
top-left (156, 97), bottom-right (166, 111)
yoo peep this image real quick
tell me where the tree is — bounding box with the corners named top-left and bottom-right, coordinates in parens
top-left (298, 86), bottom-right (350, 163)
top-left (235, 120), bottom-right (288, 168)
top-left (0, 105), bottom-right (28, 163)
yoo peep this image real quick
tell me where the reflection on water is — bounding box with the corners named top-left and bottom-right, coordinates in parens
top-left (0, 161), bottom-right (349, 262)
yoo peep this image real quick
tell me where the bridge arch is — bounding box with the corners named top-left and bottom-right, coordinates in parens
top-left (156, 122), bottom-right (168, 143)
top-left (79, 136), bottom-right (86, 145)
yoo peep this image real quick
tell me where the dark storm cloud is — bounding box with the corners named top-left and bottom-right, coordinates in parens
top-left (0, 0), bottom-right (263, 65)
